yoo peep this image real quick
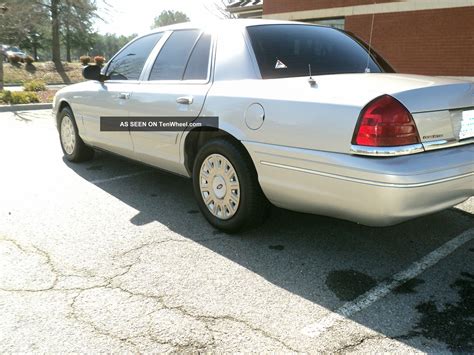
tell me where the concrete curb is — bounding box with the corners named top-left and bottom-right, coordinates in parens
top-left (0, 103), bottom-right (52, 112)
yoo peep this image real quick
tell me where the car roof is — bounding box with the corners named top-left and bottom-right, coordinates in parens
top-left (144, 19), bottom-right (319, 35)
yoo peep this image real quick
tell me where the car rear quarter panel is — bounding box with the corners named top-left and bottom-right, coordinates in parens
top-left (202, 73), bottom-right (474, 155)
top-left (202, 78), bottom-right (365, 154)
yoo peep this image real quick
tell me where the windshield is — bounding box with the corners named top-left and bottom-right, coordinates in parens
top-left (247, 24), bottom-right (383, 79)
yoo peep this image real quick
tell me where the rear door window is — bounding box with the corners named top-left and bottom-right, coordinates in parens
top-left (149, 30), bottom-right (201, 81)
top-left (183, 33), bottom-right (212, 80)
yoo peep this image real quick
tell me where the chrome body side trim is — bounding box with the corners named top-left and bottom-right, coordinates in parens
top-left (259, 160), bottom-right (474, 188)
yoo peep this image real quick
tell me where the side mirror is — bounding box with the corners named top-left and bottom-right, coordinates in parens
top-left (82, 65), bottom-right (107, 82)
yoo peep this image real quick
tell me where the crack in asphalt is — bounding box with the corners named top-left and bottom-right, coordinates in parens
top-left (334, 334), bottom-right (385, 353)
top-left (0, 238), bottom-right (59, 292)
top-left (156, 303), bottom-right (299, 352)
top-left (0, 237), bottom-right (113, 293)
top-left (333, 333), bottom-right (414, 353)
top-left (66, 283), bottom-right (297, 352)
top-left (67, 290), bottom-right (142, 351)
top-left (0, 236), bottom-right (297, 352)
top-left (115, 236), bottom-right (225, 259)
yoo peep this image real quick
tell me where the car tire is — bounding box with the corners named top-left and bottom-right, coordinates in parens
top-left (192, 138), bottom-right (269, 232)
top-left (58, 106), bottom-right (94, 162)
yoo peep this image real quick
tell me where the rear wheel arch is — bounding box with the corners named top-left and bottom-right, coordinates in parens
top-left (190, 133), bottom-right (270, 232)
top-left (183, 127), bottom-right (256, 176)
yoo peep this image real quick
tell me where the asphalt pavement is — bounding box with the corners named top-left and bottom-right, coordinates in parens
top-left (0, 110), bottom-right (472, 352)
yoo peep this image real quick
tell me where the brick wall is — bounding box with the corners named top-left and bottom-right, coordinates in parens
top-left (345, 7), bottom-right (474, 76)
top-left (264, 0), bottom-right (396, 14)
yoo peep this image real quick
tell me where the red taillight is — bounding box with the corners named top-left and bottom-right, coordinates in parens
top-left (352, 95), bottom-right (420, 147)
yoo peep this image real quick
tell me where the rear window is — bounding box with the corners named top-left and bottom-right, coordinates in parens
top-left (247, 24), bottom-right (383, 79)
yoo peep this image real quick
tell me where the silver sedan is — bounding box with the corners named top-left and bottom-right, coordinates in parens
top-left (53, 19), bottom-right (474, 232)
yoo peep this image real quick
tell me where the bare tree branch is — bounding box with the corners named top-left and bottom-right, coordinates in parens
top-left (204, 0), bottom-right (237, 19)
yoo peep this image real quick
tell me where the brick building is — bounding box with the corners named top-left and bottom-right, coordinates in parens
top-left (227, 0), bottom-right (474, 76)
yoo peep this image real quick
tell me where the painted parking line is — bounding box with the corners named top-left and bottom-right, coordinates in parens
top-left (90, 170), bottom-right (153, 185)
top-left (301, 227), bottom-right (474, 338)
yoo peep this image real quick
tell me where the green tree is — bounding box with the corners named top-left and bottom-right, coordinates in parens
top-left (0, 0), bottom-right (48, 46)
top-left (0, 0), bottom-right (103, 62)
top-left (0, 0), bottom-right (48, 88)
top-left (90, 33), bottom-right (135, 60)
top-left (0, 3), bottom-right (7, 90)
top-left (50, 0), bottom-right (60, 63)
top-left (60, 0), bottom-right (97, 62)
top-left (151, 10), bottom-right (189, 29)
top-left (34, 0), bottom-right (100, 64)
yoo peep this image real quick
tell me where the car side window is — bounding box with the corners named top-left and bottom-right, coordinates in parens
top-left (183, 33), bottom-right (212, 80)
top-left (149, 30), bottom-right (202, 81)
top-left (107, 33), bottom-right (163, 81)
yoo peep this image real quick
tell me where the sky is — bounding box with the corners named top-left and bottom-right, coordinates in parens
top-left (94, 0), bottom-right (228, 36)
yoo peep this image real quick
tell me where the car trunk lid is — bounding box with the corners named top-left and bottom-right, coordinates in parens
top-left (315, 73), bottom-right (474, 151)
top-left (386, 75), bottom-right (474, 148)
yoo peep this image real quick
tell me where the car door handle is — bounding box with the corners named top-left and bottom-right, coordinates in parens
top-left (176, 96), bottom-right (193, 105)
top-left (118, 92), bottom-right (130, 100)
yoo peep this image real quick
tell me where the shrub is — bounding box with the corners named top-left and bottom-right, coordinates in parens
top-left (8, 54), bottom-right (21, 64)
top-left (0, 90), bottom-right (39, 104)
top-left (0, 90), bottom-right (12, 103)
top-left (13, 92), bottom-right (39, 104)
top-left (23, 79), bottom-right (46, 92)
top-left (25, 55), bottom-right (34, 64)
top-left (94, 55), bottom-right (105, 66)
top-left (79, 55), bottom-right (91, 65)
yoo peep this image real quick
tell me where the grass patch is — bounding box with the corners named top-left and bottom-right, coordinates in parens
top-left (3, 61), bottom-right (84, 85)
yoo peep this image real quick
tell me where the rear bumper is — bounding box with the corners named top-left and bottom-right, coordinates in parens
top-left (243, 141), bottom-right (474, 226)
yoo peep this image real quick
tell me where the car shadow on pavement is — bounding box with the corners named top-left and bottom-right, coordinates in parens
top-left (64, 151), bottom-right (474, 352)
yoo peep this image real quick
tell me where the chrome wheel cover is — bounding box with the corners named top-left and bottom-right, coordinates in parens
top-left (60, 115), bottom-right (76, 155)
top-left (199, 154), bottom-right (240, 220)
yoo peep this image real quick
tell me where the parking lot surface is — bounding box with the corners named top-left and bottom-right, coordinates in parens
top-left (0, 110), bottom-right (472, 352)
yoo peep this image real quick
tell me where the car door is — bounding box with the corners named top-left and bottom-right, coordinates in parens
top-left (80, 32), bottom-right (164, 157)
top-left (128, 29), bottom-right (214, 174)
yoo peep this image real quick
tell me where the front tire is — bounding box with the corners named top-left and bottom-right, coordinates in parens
top-left (192, 138), bottom-right (269, 232)
top-left (59, 106), bottom-right (94, 162)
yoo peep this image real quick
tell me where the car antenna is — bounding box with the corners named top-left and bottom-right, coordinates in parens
top-left (365, 2), bottom-right (376, 73)
top-left (308, 64), bottom-right (316, 87)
